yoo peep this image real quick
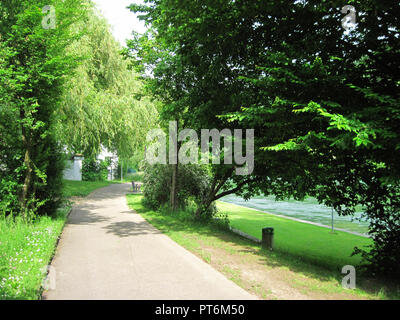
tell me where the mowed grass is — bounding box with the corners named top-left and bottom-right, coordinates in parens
top-left (0, 180), bottom-right (117, 300)
top-left (126, 194), bottom-right (394, 300)
top-left (217, 202), bottom-right (372, 271)
top-left (62, 179), bottom-right (117, 198)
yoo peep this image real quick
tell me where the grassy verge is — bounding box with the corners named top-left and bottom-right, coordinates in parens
top-left (0, 208), bottom-right (69, 299)
top-left (118, 172), bottom-right (144, 184)
top-left (127, 194), bottom-right (397, 300)
top-left (62, 179), bottom-right (117, 198)
top-left (128, 172), bottom-right (144, 182)
top-left (0, 180), bottom-right (117, 300)
top-left (217, 201), bottom-right (372, 270)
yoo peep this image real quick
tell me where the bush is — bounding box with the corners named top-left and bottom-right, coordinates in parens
top-left (128, 171), bottom-right (144, 182)
top-left (33, 139), bottom-right (65, 217)
top-left (0, 133), bottom-right (65, 218)
top-left (142, 163), bottom-right (216, 219)
top-left (141, 164), bottom-right (173, 210)
top-left (353, 182), bottom-right (400, 282)
top-left (0, 179), bottom-right (20, 217)
top-left (82, 158), bottom-right (110, 181)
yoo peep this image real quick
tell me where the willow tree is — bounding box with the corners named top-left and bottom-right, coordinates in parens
top-left (56, 7), bottom-right (159, 160)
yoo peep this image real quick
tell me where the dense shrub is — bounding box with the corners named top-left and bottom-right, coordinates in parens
top-left (82, 158), bottom-right (110, 182)
top-left (0, 0), bottom-right (89, 219)
top-left (0, 179), bottom-right (20, 217)
top-left (130, 172), bottom-right (144, 182)
top-left (0, 101), bottom-right (24, 216)
top-left (32, 139), bottom-right (65, 217)
top-left (353, 182), bottom-right (400, 282)
top-left (142, 163), bottom-right (216, 219)
top-left (0, 126), bottom-right (65, 218)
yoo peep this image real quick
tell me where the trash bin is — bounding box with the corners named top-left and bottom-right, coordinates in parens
top-left (262, 227), bottom-right (274, 251)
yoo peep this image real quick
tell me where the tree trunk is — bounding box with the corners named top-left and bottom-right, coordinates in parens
top-left (170, 162), bottom-right (178, 211)
top-left (195, 174), bottom-right (254, 217)
top-left (195, 176), bottom-right (219, 218)
top-left (20, 124), bottom-right (33, 219)
top-left (195, 197), bottom-right (213, 218)
top-left (170, 121), bottom-right (179, 211)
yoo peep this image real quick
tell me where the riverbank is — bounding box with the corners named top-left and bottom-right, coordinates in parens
top-left (216, 201), bottom-right (371, 270)
top-left (221, 194), bottom-right (369, 234)
top-left (127, 194), bottom-right (397, 300)
top-left (219, 201), bottom-right (369, 238)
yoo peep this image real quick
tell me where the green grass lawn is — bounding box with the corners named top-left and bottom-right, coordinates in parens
top-left (126, 194), bottom-right (395, 299)
top-left (62, 179), bottom-right (117, 198)
top-left (217, 201), bottom-right (372, 271)
top-left (0, 179), bottom-right (117, 300)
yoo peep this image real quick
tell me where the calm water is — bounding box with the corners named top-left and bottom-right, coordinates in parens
top-left (221, 194), bottom-right (370, 235)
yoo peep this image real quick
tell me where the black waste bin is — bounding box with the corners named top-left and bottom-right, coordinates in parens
top-left (262, 227), bottom-right (274, 251)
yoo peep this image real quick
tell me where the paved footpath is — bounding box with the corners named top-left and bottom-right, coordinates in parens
top-left (43, 183), bottom-right (256, 300)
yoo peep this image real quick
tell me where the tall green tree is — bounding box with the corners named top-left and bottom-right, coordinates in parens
top-left (221, 0), bottom-right (400, 278)
top-left (128, 0), bottom-right (399, 278)
top-left (0, 0), bottom-right (90, 217)
top-left (56, 7), bottom-right (159, 159)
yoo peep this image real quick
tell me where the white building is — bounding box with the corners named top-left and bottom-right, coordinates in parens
top-left (63, 147), bottom-right (118, 181)
top-left (63, 154), bottom-right (84, 181)
top-left (97, 146), bottom-right (119, 181)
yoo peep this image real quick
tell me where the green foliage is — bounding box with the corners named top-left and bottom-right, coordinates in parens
top-left (115, 153), bottom-right (145, 180)
top-left (56, 8), bottom-right (159, 158)
top-left (352, 182), bottom-right (400, 280)
top-left (0, 0), bottom-right (90, 218)
top-left (0, 179), bottom-right (20, 216)
top-left (220, 1), bottom-right (400, 279)
top-left (142, 163), bottom-right (216, 218)
top-left (128, 0), bottom-right (400, 279)
top-left (129, 172), bottom-right (144, 182)
top-left (32, 140), bottom-right (66, 217)
top-left (82, 158), bottom-right (110, 182)
top-left (0, 207), bottom-right (69, 299)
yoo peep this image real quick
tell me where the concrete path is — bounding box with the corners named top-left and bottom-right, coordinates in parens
top-left (43, 183), bottom-right (256, 300)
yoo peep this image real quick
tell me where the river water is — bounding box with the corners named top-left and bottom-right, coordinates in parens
top-left (221, 194), bottom-right (370, 235)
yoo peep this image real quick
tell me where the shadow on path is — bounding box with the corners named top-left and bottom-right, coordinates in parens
top-left (103, 220), bottom-right (161, 238)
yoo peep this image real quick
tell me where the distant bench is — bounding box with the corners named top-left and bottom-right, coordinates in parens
top-left (131, 181), bottom-right (141, 193)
